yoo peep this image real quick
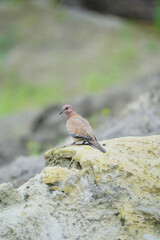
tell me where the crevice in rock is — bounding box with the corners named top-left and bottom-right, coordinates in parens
top-left (45, 153), bottom-right (82, 170)
top-left (56, 157), bottom-right (82, 170)
top-left (120, 217), bottom-right (126, 226)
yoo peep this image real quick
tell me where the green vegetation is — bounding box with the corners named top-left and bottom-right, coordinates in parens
top-left (26, 141), bottom-right (41, 155)
top-left (0, 72), bottom-right (63, 116)
top-left (0, 6), bottom-right (160, 117)
top-left (101, 108), bottom-right (110, 116)
top-left (0, 29), bottom-right (17, 62)
top-left (83, 43), bottom-right (137, 92)
top-left (154, 0), bottom-right (160, 30)
top-left (5, 0), bottom-right (25, 4)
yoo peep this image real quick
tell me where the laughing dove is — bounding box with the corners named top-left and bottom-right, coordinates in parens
top-left (60, 104), bottom-right (106, 153)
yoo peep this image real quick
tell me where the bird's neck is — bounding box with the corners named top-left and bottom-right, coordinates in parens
top-left (67, 111), bottom-right (77, 119)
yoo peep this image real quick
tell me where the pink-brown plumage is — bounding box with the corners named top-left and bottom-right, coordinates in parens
top-left (60, 104), bottom-right (106, 153)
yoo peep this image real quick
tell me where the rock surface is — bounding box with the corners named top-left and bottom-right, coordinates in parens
top-left (0, 155), bottom-right (44, 187)
top-left (0, 110), bottom-right (40, 166)
top-left (0, 135), bottom-right (160, 240)
top-left (0, 74), bottom-right (159, 187)
top-left (1, 72), bottom-right (159, 167)
top-left (25, 72), bottom-right (160, 153)
top-left (1, 0), bottom-right (160, 166)
top-left (97, 76), bottom-right (160, 140)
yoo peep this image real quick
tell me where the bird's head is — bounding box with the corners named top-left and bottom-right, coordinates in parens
top-left (59, 104), bottom-right (73, 115)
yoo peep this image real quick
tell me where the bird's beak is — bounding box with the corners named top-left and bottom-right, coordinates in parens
top-left (59, 110), bottom-right (63, 115)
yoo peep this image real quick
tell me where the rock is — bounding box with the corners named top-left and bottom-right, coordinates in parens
top-left (25, 72), bottom-right (160, 152)
top-left (0, 110), bottom-right (40, 167)
top-left (0, 73), bottom-right (159, 188)
top-left (0, 0), bottom-right (160, 166)
top-left (1, 73), bottom-right (159, 187)
top-left (63, 0), bottom-right (154, 21)
top-left (143, 234), bottom-right (160, 240)
top-left (97, 78), bottom-right (160, 140)
top-left (0, 135), bottom-right (160, 240)
top-left (0, 183), bottom-right (22, 208)
top-left (0, 180), bottom-right (63, 240)
top-left (0, 155), bottom-right (44, 188)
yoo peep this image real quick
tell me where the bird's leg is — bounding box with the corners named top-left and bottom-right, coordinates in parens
top-left (71, 141), bottom-right (76, 145)
top-left (82, 141), bottom-right (86, 145)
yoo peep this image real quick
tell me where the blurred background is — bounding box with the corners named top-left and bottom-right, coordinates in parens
top-left (0, 0), bottom-right (160, 186)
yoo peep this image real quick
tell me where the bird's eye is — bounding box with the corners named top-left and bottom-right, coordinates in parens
top-left (66, 107), bottom-right (68, 110)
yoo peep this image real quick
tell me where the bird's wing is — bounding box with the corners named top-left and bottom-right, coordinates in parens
top-left (80, 117), bottom-right (97, 141)
top-left (66, 115), bottom-right (95, 141)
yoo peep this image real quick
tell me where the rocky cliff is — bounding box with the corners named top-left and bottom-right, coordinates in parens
top-left (0, 135), bottom-right (160, 240)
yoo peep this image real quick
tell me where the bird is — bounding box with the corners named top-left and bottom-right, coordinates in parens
top-left (59, 104), bottom-right (106, 153)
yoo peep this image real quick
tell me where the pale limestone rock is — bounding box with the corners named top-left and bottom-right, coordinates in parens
top-left (0, 183), bottom-right (23, 208)
top-left (0, 136), bottom-right (160, 240)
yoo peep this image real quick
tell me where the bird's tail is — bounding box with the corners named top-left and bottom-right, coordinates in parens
top-left (87, 140), bottom-right (106, 153)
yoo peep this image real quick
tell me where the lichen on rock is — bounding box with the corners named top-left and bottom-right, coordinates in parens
top-left (0, 136), bottom-right (160, 240)
top-left (44, 136), bottom-right (160, 238)
top-left (0, 183), bottom-right (23, 208)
